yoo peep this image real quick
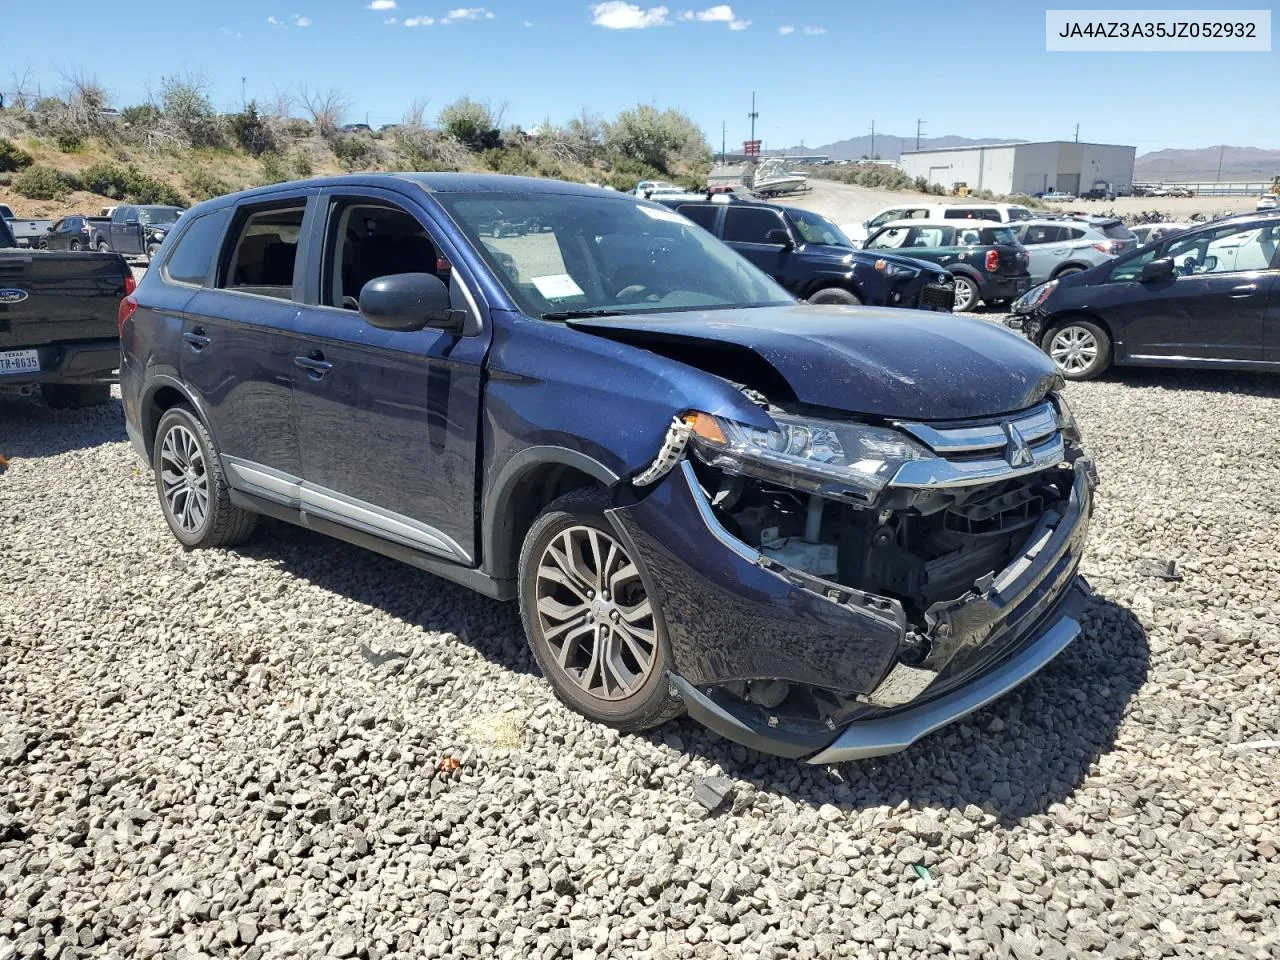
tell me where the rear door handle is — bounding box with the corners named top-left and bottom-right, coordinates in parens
top-left (183, 328), bottom-right (210, 350)
top-left (294, 351), bottom-right (332, 379)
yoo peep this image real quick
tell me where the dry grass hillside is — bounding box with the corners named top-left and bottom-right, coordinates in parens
top-left (0, 78), bottom-right (712, 221)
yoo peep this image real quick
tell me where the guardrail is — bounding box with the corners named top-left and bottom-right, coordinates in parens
top-left (1133, 181), bottom-right (1273, 197)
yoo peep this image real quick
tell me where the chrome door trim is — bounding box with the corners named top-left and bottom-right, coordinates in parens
top-left (222, 456), bottom-right (470, 563)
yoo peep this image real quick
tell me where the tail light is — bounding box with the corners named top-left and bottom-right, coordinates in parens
top-left (118, 274), bottom-right (138, 334)
top-left (985, 249), bottom-right (1000, 272)
top-left (1092, 241), bottom-right (1121, 255)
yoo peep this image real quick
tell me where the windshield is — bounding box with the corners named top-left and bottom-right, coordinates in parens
top-left (138, 206), bottom-right (183, 226)
top-left (435, 192), bottom-right (794, 318)
top-left (788, 208), bottom-right (854, 247)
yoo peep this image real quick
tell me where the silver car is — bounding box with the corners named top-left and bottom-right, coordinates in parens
top-left (1014, 218), bottom-right (1137, 283)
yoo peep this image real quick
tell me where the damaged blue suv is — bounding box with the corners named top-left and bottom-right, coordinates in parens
top-left (120, 174), bottom-right (1096, 762)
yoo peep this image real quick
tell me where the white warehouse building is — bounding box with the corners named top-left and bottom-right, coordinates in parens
top-left (900, 141), bottom-right (1136, 196)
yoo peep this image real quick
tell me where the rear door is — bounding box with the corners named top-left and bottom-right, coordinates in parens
top-left (288, 185), bottom-right (491, 563)
top-left (177, 195), bottom-right (311, 486)
top-left (1106, 221), bottom-right (1275, 362)
top-left (722, 206), bottom-right (793, 283)
top-left (1019, 224), bottom-right (1070, 282)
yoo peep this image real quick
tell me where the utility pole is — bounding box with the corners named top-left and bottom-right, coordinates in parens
top-left (721, 121), bottom-right (726, 163)
top-left (870, 120), bottom-right (875, 160)
top-left (241, 76), bottom-right (247, 109)
top-left (916, 118), bottom-right (925, 151)
top-left (748, 92), bottom-right (759, 144)
top-left (1074, 123), bottom-right (1080, 143)
top-left (1216, 145), bottom-right (1225, 180)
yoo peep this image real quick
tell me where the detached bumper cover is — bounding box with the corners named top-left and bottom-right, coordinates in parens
top-left (609, 457), bottom-right (1093, 761)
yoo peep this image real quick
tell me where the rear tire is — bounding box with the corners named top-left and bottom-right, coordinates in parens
top-left (518, 487), bottom-right (682, 733)
top-left (1043, 319), bottom-right (1112, 381)
top-left (1053, 266), bottom-right (1085, 279)
top-left (153, 405), bottom-right (258, 549)
top-left (42, 384), bottom-right (111, 409)
top-left (808, 287), bottom-right (862, 306)
top-left (146, 242), bottom-right (160, 262)
top-left (69, 239), bottom-right (81, 251)
top-left (951, 275), bottom-right (979, 312)
top-left (96, 241), bottom-right (109, 253)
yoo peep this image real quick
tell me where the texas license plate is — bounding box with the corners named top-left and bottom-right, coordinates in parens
top-left (0, 349), bottom-right (40, 375)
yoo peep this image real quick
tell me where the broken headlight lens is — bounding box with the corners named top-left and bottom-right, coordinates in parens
top-left (686, 410), bottom-right (931, 498)
top-left (1012, 279), bottom-right (1057, 314)
top-left (1052, 392), bottom-right (1082, 443)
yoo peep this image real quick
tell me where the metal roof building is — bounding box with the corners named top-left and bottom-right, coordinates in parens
top-left (900, 141), bottom-right (1136, 196)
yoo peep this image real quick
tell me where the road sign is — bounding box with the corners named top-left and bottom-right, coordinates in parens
top-left (743, 140), bottom-right (761, 157)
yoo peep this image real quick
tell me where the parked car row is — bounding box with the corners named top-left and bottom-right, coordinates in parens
top-left (0, 203), bottom-right (53, 248)
top-left (26, 205), bottom-right (185, 260)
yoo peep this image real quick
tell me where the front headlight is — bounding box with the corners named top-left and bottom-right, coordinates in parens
top-left (685, 410), bottom-right (931, 500)
top-left (874, 259), bottom-right (920, 279)
top-left (1052, 392), bottom-right (1082, 444)
top-left (1012, 279), bottom-right (1057, 314)
top-left (151, 231), bottom-right (166, 241)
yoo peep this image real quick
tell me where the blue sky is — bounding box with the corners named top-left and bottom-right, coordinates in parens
top-left (5, 0), bottom-right (1277, 154)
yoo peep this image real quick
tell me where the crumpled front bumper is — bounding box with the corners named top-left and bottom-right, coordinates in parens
top-left (606, 457), bottom-right (1094, 762)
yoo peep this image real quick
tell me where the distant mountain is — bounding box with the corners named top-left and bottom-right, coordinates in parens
top-left (767, 135), bottom-right (1025, 162)
top-left (1133, 146), bottom-right (1280, 182)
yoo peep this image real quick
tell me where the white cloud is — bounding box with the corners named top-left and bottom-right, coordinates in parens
top-left (404, 15), bottom-right (434, 25)
top-left (441, 6), bottom-right (494, 21)
top-left (267, 15), bottom-right (282, 24)
top-left (802, 25), bottom-right (825, 34)
top-left (367, 0), bottom-right (396, 7)
top-left (729, 18), bottom-right (749, 29)
top-left (778, 24), bottom-right (794, 34)
top-left (692, 4), bottom-right (732, 21)
top-left (384, 16), bottom-right (397, 23)
top-left (523, 19), bottom-right (534, 26)
top-left (678, 9), bottom-right (693, 19)
top-left (294, 14), bottom-right (312, 25)
top-left (590, 1), bottom-right (669, 29)
top-left (220, 26), bottom-right (244, 37)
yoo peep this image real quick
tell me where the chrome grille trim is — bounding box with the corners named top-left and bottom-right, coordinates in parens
top-left (890, 433), bottom-right (1065, 489)
top-left (895, 401), bottom-right (1057, 455)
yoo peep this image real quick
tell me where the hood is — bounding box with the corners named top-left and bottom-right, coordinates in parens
top-left (567, 304), bottom-right (1059, 421)
top-left (807, 247), bottom-right (950, 279)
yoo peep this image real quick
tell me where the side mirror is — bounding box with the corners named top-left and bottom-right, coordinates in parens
top-left (359, 272), bottom-right (464, 333)
top-left (1139, 257), bottom-right (1175, 282)
top-left (124, 217), bottom-right (139, 226)
top-left (46, 225), bottom-right (55, 232)
top-left (765, 228), bottom-right (793, 247)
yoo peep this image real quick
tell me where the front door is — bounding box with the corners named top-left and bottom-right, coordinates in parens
top-left (289, 187), bottom-right (490, 564)
top-left (722, 206), bottom-right (792, 284)
top-left (1108, 221), bottom-right (1277, 363)
top-left (179, 198), bottom-right (311, 487)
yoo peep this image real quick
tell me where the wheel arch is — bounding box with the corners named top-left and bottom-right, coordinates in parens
top-left (1050, 261), bottom-right (1093, 279)
top-left (800, 273), bottom-right (861, 301)
top-left (1040, 310), bottom-right (1113, 349)
top-left (139, 376), bottom-right (218, 460)
top-left (483, 447), bottom-right (620, 582)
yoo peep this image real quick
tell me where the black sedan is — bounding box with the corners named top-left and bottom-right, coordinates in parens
top-left (1011, 212), bottom-right (1280, 379)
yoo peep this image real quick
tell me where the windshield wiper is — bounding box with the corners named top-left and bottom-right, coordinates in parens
top-left (541, 308), bottom-right (631, 321)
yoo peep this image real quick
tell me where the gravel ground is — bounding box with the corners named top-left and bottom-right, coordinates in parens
top-left (2, 350), bottom-right (1279, 959)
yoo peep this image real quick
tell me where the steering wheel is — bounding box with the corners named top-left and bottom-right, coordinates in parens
top-left (614, 284), bottom-right (653, 300)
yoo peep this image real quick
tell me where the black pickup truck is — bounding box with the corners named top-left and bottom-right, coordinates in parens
top-left (96, 205), bottom-right (185, 261)
top-left (0, 216), bottom-right (133, 407)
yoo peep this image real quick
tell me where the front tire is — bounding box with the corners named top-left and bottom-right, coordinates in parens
top-left (518, 488), bottom-right (681, 732)
top-left (951, 275), bottom-right (979, 312)
top-left (146, 242), bottom-right (160, 262)
top-left (1043, 319), bottom-right (1112, 380)
top-left (96, 240), bottom-right (109, 253)
top-left (153, 405), bottom-right (258, 548)
top-left (808, 287), bottom-right (862, 306)
top-left (69, 239), bottom-right (81, 251)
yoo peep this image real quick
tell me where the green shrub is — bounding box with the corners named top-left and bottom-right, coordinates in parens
top-left (80, 163), bottom-right (184, 205)
top-left (228, 101), bottom-right (275, 157)
top-left (55, 130), bottom-right (84, 152)
top-left (333, 135), bottom-right (376, 171)
top-left (121, 103), bottom-right (163, 129)
top-left (183, 168), bottom-right (232, 201)
top-left (438, 97), bottom-right (501, 151)
top-left (604, 105), bottom-right (710, 175)
top-left (259, 152), bottom-right (288, 184)
top-left (290, 151), bottom-right (314, 178)
top-left (158, 75), bottom-right (223, 147)
top-left (0, 138), bottom-right (34, 173)
top-left (13, 164), bottom-right (73, 200)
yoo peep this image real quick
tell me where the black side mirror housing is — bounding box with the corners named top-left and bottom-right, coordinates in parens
top-left (765, 228), bottom-right (793, 247)
top-left (360, 273), bottom-right (464, 333)
top-left (1139, 257), bottom-right (1175, 282)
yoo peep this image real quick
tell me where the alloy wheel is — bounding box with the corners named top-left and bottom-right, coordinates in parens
top-left (952, 277), bottom-right (976, 311)
top-left (159, 424), bottom-right (210, 534)
top-left (533, 525), bottom-right (657, 701)
top-left (1049, 326), bottom-right (1099, 375)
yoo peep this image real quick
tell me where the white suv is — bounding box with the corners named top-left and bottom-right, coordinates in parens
top-left (843, 202), bottom-right (1034, 245)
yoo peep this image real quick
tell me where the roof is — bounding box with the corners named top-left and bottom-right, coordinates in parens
top-left (901, 140), bottom-right (1135, 156)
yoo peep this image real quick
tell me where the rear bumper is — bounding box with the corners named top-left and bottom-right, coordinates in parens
top-left (0, 339), bottom-right (119, 386)
top-left (608, 456), bottom-right (1094, 762)
top-left (981, 274), bottom-right (1033, 301)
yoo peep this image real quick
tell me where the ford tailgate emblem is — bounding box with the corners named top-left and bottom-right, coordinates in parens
top-left (0, 288), bottom-right (30, 304)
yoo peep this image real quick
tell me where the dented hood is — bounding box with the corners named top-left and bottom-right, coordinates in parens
top-left (567, 304), bottom-right (1059, 421)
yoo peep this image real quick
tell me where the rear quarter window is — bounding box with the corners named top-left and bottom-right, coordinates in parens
top-left (983, 226), bottom-right (1019, 245)
top-left (675, 204), bottom-right (719, 232)
top-left (1102, 222), bottom-right (1136, 240)
top-left (162, 209), bottom-right (231, 286)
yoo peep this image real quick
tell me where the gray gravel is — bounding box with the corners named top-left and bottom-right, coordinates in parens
top-left (3, 352), bottom-right (1279, 959)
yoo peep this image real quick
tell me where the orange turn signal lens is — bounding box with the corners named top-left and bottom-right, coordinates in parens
top-left (683, 411), bottom-right (726, 444)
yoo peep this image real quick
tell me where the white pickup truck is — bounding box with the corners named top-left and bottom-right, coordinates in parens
top-left (0, 203), bottom-right (54, 249)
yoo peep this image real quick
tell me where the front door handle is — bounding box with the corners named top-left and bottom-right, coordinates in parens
top-left (294, 351), bottom-right (332, 379)
top-left (183, 328), bottom-right (210, 350)
top-left (1230, 283), bottom-right (1257, 298)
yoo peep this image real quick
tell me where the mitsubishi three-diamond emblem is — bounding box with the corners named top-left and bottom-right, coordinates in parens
top-left (1003, 422), bottom-right (1034, 467)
